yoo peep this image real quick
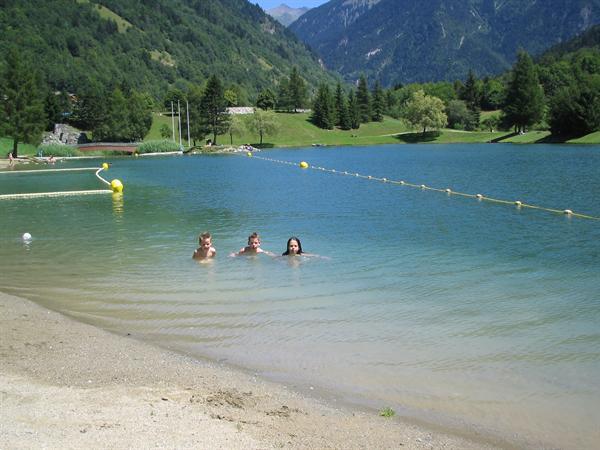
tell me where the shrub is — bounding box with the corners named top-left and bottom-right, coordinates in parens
top-left (137, 140), bottom-right (181, 154)
top-left (37, 144), bottom-right (82, 157)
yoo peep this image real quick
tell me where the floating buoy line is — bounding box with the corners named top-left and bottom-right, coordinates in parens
top-left (245, 153), bottom-right (599, 221)
top-left (0, 163), bottom-right (123, 200)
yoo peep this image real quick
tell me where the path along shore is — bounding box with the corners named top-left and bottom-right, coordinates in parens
top-left (0, 291), bottom-right (507, 449)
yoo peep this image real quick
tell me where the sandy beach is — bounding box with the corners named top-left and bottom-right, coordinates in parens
top-left (0, 291), bottom-right (507, 449)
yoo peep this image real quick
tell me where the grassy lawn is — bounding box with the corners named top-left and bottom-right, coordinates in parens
top-left (0, 138), bottom-right (37, 157)
top-left (3, 113), bottom-right (598, 160)
top-left (568, 131), bottom-right (600, 144)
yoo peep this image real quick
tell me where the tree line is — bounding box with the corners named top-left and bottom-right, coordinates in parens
top-left (2, 46), bottom-right (599, 157)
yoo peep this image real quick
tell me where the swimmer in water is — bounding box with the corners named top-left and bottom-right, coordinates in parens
top-left (193, 231), bottom-right (216, 260)
top-left (231, 232), bottom-right (274, 256)
top-left (282, 236), bottom-right (304, 256)
top-left (281, 236), bottom-right (327, 260)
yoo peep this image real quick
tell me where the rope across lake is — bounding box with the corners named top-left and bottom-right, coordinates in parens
top-left (0, 163), bottom-right (123, 200)
top-left (245, 152), bottom-right (600, 221)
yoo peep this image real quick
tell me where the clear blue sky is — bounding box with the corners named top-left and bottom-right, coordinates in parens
top-left (255, 0), bottom-right (327, 10)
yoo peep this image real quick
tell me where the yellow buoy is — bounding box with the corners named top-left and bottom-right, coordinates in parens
top-left (102, 162), bottom-right (109, 170)
top-left (299, 161), bottom-right (309, 169)
top-left (247, 152), bottom-right (252, 157)
top-left (110, 179), bottom-right (124, 193)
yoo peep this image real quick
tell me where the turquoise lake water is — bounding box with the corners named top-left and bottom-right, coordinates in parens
top-left (1, 144), bottom-right (599, 448)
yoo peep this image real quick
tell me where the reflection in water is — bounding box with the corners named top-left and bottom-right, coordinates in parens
top-left (112, 192), bottom-right (124, 219)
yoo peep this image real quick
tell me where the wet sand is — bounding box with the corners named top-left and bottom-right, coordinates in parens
top-left (0, 291), bottom-right (505, 449)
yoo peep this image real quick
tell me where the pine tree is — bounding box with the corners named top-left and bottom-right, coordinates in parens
top-left (198, 75), bottom-right (230, 145)
top-left (503, 51), bottom-right (545, 133)
top-left (0, 48), bottom-right (46, 157)
top-left (334, 83), bottom-right (351, 130)
top-left (458, 70), bottom-right (481, 129)
top-left (288, 67), bottom-right (307, 113)
top-left (371, 80), bottom-right (385, 122)
top-left (357, 75), bottom-right (371, 123)
top-left (347, 90), bottom-right (361, 129)
top-left (311, 84), bottom-right (335, 129)
top-left (276, 77), bottom-right (291, 112)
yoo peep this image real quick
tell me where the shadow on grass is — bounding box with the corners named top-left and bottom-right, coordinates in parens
top-left (254, 143), bottom-right (275, 149)
top-left (394, 131), bottom-right (440, 143)
top-left (490, 132), bottom-right (518, 143)
top-left (533, 133), bottom-right (585, 144)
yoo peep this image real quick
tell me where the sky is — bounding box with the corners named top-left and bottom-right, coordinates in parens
top-left (254, 0), bottom-right (327, 10)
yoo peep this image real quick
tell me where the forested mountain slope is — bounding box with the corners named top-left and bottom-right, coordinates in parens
top-left (290, 0), bottom-right (600, 85)
top-left (0, 0), bottom-right (334, 99)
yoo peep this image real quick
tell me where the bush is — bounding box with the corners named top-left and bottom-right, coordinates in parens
top-left (37, 144), bottom-right (82, 157)
top-left (137, 140), bottom-right (181, 154)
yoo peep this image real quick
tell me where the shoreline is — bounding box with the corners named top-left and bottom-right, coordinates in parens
top-left (0, 291), bottom-right (506, 449)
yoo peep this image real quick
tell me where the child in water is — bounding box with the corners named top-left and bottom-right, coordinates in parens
top-left (193, 231), bottom-right (216, 260)
top-left (282, 236), bottom-right (326, 259)
top-left (231, 232), bottom-right (274, 256)
top-left (282, 236), bottom-right (304, 256)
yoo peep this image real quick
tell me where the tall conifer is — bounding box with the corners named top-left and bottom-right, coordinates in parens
top-left (356, 75), bottom-right (371, 123)
top-left (0, 48), bottom-right (46, 157)
top-left (503, 51), bottom-right (545, 133)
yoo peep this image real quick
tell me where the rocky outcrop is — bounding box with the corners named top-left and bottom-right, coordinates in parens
top-left (41, 124), bottom-right (88, 146)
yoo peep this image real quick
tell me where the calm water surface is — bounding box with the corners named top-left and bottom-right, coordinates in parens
top-left (1, 144), bottom-right (599, 448)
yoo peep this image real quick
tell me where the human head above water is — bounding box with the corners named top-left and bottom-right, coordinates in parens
top-left (199, 231), bottom-right (212, 245)
top-left (247, 232), bottom-right (261, 248)
top-left (283, 236), bottom-right (303, 255)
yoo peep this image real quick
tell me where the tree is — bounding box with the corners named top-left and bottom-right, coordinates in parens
top-left (198, 75), bottom-right (230, 145)
top-left (503, 51), bottom-right (545, 133)
top-left (227, 114), bottom-right (246, 145)
top-left (247, 109), bottom-right (278, 145)
top-left (481, 77), bottom-right (505, 110)
top-left (549, 76), bottom-right (600, 136)
top-left (288, 67), bottom-right (307, 112)
top-left (356, 75), bottom-right (371, 123)
top-left (185, 84), bottom-right (205, 146)
top-left (0, 48), bottom-right (46, 157)
top-left (459, 70), bottom-right (482, 127)
top-left (71, 81), bottom-right (109, 132)
top-left (224, 88), bottom-right (238, 107)
top-left (44, 90), bottom-right (71, 131)
top-left (347, 90), bottom-right (360, 129)
top-left (311, 83), bottom-right (335, 129)
top-left (371, 80), bottom-right (385, 122)
top-left (256, 88), bottom-right (276, 110)
top-left (446, 100), bottom-right (476, 130)
top-left (481, 115), bottom-right (500, 132)
top-left (276, 77), bottom-right (291, 111)
top-left (334, 83), bottom-right (351, 130)
top-left (402, 90), bottom-right (447, 135)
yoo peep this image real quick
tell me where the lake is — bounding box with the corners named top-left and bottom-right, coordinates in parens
top-left (1, 143), bottom-right (599, 448)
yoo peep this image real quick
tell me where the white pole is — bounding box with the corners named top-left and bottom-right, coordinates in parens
top-left (177, 100), bottom-right (182, 149)
top-left (171, 101), bottom-right (175, 142)
top-left (186, 100), bottom-right (191, 148)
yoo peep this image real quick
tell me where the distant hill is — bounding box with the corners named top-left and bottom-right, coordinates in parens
top-left (289, 0), bottom-right (600, 85)
top-left (0, 0), bottom-right (335, 100)
top-left (538, 24), bottom-right (600, 60)
top-left (267, 4), bottom-right (310, 27)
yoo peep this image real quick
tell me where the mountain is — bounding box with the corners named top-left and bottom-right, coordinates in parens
top-left (267, 4), bottom-right (310, 27)
top-left (0, 0), bottom-right (334, 100)
top-left (289, 0), bottom-right (600, 85)
top-left (538, 24), bottom-right (600, 60)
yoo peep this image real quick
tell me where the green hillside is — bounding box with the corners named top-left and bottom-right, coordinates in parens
top-left (0, 0), bottom-right (336, 100)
